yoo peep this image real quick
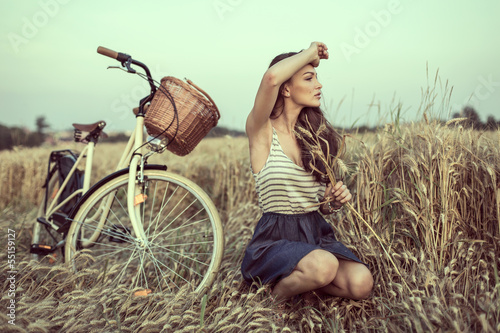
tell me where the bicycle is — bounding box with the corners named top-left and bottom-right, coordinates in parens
top-left (30, 46), bottom-right (224, 295)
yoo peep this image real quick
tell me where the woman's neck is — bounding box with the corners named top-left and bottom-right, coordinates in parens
top-left (272, 106), bottom-right (303, 134)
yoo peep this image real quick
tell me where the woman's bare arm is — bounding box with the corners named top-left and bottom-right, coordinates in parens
top-left (245, 42), bottom-right (329, 139)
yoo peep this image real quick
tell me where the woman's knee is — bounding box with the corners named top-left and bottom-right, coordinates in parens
top-left (349, 267), bottom-right (374, 299)
top-left (303, 251), bottom-right (339, 287)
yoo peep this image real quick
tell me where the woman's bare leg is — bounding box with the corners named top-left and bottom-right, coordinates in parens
top-left (318, 259), bottom-right (373, 300)
top-left (272, 249), bottom-right (339, 301)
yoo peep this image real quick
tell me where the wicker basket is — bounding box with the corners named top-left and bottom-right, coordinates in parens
top-left (144, 76), bottom-right (220, 156)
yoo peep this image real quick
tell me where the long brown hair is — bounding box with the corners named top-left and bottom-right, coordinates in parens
top-left (269, 52), bottom-right (344, 184)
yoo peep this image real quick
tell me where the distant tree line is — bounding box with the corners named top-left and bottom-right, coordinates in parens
top-left (345, 106), bottom-right (499, 133)
top-left (0, 116), bottom-right (49, 151)
top-left (1, 108), bottom-right (497, 151)
top-left (451, 106), bottom-right (500, 130)
top-left (206, 126), bottom-right (245, 137)
top-left (101, 132), bottom-right (131, 143)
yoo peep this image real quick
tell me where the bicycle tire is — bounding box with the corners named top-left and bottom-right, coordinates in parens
top-left (64, 169), bottom-right (224, 295)
top-left (31, 168), bottom-right (65, 261)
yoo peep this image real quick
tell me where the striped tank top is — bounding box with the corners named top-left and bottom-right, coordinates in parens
top-left (252, 128), bottom-right (325, 214)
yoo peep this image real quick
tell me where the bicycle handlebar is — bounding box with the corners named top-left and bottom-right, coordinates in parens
top-left (97, 46), bottom-right (131, 63)
top-left (97, 46), bottom-right (157, 115)
top-left (97, 46), bottom-right (118, 58)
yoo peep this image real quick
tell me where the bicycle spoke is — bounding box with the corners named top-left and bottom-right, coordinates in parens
top-left (146, 180), bottom-right (160, 238)
top-left (147, 249), bottom-right (169, 293)
top-left (68, 218), bottom-right (136, 247)
top-left (152, 190), bottom-right (192, 238)
top-left (113, 246), bottom-right (140, 287)
top-left (145, 249), bottom-right (178, 293)
top-left (136, 250), bottom-right (148, 290)
top-left (153, 217), bottom-right (211, 242)
top-left (151, 185), bottom-right (180, 230)
top-left (145, 181), bottom-right (169, 239)
top-left (151, 229), bottom-right (213, 243)
top-left (159, 247), bottom-right (210, 267)
top-left (154, 240), bottom-right (213, 248)
top-left (147, 252), bottom-right (192, 287)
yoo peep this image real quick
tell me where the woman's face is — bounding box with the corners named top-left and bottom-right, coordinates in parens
top-left (284, 64), bottom-right (322, 108)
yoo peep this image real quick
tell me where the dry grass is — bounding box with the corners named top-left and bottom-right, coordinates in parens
top-left (1, 123), bottom-right (499, 332)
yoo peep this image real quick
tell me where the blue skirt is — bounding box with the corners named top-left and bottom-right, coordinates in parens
top-left (241, 211), bottom-right (366, 285)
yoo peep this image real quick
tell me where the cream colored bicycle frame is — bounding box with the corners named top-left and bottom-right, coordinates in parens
top-left (47, 115), bottom-right (149, 248)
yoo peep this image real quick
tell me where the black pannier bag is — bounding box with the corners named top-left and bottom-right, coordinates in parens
top-left (48, 151), bottom-right (84, 215)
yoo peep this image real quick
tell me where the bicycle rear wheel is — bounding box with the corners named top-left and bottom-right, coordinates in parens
top-left (64, 169), bottom-right (224, 295)
top-left (31, 169), bottom-right (65, 261)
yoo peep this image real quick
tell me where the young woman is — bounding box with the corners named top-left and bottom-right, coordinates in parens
top-left (241, 42), bottom-right (373, 302)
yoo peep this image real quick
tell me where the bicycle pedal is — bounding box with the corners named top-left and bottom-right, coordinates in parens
top-left (108, 225), bottom-right (131, 243)
top-left (30, 244), bottom-right (56, 255)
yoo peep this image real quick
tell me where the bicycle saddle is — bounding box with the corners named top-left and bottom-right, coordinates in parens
top-left (72, 121), bottom-right (108, 140)
top-left (72, 121), bottom-right (106, 132)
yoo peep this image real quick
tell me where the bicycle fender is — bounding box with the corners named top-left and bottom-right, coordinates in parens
top-left (67, 164), bottom-right (168, 219)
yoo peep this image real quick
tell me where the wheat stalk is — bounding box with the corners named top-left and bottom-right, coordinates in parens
top-left (445, 117), bottom-right (468, 126)
top-left (295, 116), bottom-right (412, 294)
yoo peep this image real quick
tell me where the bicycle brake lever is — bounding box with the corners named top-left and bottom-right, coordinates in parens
top-left (107, 66), bottom-right (136, 75)
top-left (122, 58), bottom-right (136, 74)
top-left (107, 66), bottom-right (128, 73)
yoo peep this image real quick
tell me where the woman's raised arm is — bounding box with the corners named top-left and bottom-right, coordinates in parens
top-left (245, 42), bottom-right (329, 138)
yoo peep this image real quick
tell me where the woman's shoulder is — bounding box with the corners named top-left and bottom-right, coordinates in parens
top-left (247, 118), bottom-right (273, 174)
top-left (246, 113), bottom-right (272, 144)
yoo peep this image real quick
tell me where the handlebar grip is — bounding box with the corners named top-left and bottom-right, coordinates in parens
top-left (97, 46), bottom-right (118, 59)
top-left (97, 46), bottom-right (131, 63)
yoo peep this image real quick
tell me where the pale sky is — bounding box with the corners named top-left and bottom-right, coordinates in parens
top-left (1, 0), bottom-right (499, 133)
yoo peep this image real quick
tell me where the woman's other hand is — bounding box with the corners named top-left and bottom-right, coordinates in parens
top-left (325, 181), bottom-right (351, 210)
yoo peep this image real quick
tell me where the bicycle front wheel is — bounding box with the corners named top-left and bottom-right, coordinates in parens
top-left (64, 169), bottom-right (224, 295)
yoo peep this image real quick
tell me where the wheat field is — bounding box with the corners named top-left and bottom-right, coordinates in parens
top-left (1, 120), bottom-right (499, 332)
